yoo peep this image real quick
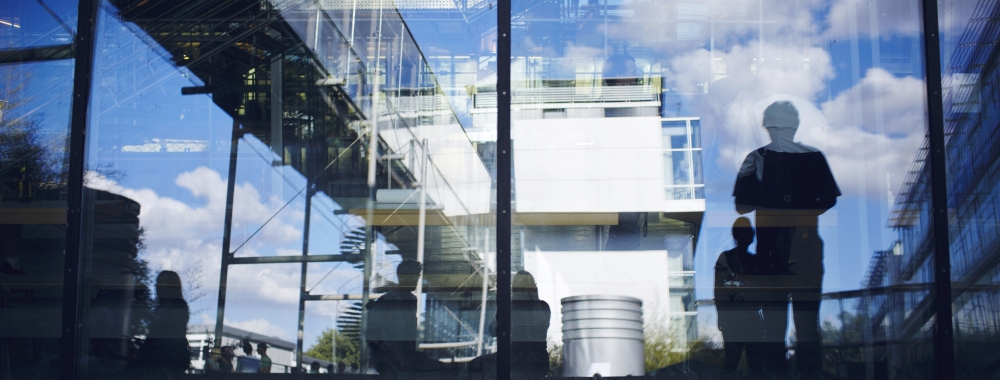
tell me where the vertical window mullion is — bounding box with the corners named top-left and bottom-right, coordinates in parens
top-left (62, 0), bottom-right (101, 379)
top-left (919, 0), bottom-right (955, 379)
top-left (496, 1), bottom-right (512, 380)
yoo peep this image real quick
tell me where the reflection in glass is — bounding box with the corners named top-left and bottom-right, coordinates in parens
top-left (10, 0), bottom-right (1000, 377)
top-left (75, 0), bottom-right (496, 377)
top-left (0, 59), bottom-right (73, 378)
top-left (0, 0), bottom-right (76, 51)
top-left (511, 0), bottom-right (933, 379)
top-left (939, 0), bottom-right (1000, 377)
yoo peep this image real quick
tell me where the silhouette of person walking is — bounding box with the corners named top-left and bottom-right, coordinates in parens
top-left (733, 100), bottom-right (840, 376)
top-left (137, 270), bottom-right (190, 375)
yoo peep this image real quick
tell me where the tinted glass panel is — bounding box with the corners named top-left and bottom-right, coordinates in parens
top-left (939, 0), bottom-right (1000, 377)
top-left (78, 0), bottom-right (496, 377)
top-left (510, 0), bottom-right (935, 379)
top-left (0, 58), bottom-right (74, 378)
top-left (0, 0), bottom-right (76, 51)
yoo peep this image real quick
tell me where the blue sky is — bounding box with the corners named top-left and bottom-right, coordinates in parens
top-left (8, 0), bottom-right (980, 351)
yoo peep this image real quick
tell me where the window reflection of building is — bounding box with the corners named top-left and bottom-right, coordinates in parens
top-left (855, 1), bottom-right (1000, 377)
top-left (468, 27), bottom-right (705, 368)
top-left (86, 0), bottom-right (498, 372)
top-left (9, 0), bottom-right (999, 377)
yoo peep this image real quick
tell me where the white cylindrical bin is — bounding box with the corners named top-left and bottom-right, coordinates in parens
top-left (561, 295), bottom-right (644, 377)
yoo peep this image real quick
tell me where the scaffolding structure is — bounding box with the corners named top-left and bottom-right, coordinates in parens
top-left (99, 0), bottom-right (497, 371)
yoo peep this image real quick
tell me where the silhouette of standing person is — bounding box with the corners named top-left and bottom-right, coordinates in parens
top-left (715, 217), bottom-right (760, 376)
top-left (733, 100), bottom-right (840, 376)
top-left (510, 271), bottom-right (551, 379)
top-left (138, 270), bottom-right (190, 376)
top-left (258, 342), bottom-right (272, 373)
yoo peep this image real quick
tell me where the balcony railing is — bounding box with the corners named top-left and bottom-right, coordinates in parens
top-left (473, 84), bottom-right (659, 109)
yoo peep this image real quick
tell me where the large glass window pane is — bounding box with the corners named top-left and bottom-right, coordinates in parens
top-left (939, 0), bottom-right (1000, 377)
top-left (78, 0), bottom-right (495, 377)
top-left (0, 57), bottom-right (74, 378)
top-left (510, 0), bottom-right (934, 379)
top-left (0, 0), bottom-right (76, 51)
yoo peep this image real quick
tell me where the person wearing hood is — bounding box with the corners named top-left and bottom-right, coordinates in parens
top-left (732, 100), bottom-right (841, 377)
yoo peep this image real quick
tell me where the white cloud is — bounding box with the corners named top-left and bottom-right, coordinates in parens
top-left (824, 0), bottom-right (922, 39)
top-left (813, 68), bottom-right (927, 197)
top-left (225, 318), bottom-right (291, 339)
top-left (662, 40), bottom-right (926, 198)
top-left (85, 167), bottom-right (363, 319)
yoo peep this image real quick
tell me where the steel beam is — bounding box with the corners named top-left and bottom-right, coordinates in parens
top-left (920, 0), bottom-right (955, 379)
top-left (60, 1), bottom-right (100, 378)
top-left (302, 293), bottom-right (383, 301)
top-left (0, 44), bottom-right (74, 65)
top-left (496, 1), bottom-right (512, 380)
top-left (227, 254), bottom-right (363, 265)
top-left (213, 120), bottom-right (242, 346)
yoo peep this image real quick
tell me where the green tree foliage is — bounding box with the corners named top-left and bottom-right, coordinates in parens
top-left (642, 293), bottom-right (690, 373)
top-left (0, 66), bottom-right (60, 199)
top-left (820, 310), bottom-right (866, 375)
top-left (644, 319), bottom-right (690, 373)
top-left (547, 343), bottom-right (563, 377)
top-left (305, 328), bottom-right (360, 366)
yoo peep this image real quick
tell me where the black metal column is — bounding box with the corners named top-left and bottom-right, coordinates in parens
top-left (919, 1), bottom-right (955, 379)
top-left (296, 183), bottom-right (314, 369)
top-left (61, 0), bottom-right (100, 378)
top-left (214, 120), bottom-right (243, 342)
top-left (495, 1), bottom-right (511, 379)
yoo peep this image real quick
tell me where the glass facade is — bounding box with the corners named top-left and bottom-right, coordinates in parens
top-left (0, 0), bottom-right (996, 379)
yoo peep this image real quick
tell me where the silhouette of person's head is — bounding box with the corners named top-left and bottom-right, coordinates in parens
top-left (732, 217), bottom-right (754, 249)
top-left (310, 361), bottom-right (320, 372)
top-left (155, 270), bottom-right (183, 301)
top-left (338, 362), bottom-right (346, 373)
top-left (762, 101), bottom-right (800, 138)
top-left (221, 346), bottom-right (235, 360)
top-left (512, 271), bottom-right (540, 301)
top-left (603, 54), bottom-right (639, 86)
top-left (257, 342), bottom-right (268, 356)
top-left (240, 339), bottom-right (253, 356)
top-left (350, 363), bottom-right (359, 372)
top-left (396, 260), bottom-right (422, 291)
top-left (327, 364), bottom-right (334, 373)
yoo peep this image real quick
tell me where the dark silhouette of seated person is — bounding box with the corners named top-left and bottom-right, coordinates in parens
top-left (472, 271), bottom-right (551, 380)
top-left (733, 100), bottom-right (840, 376)
top-left (216, 346), bottom-right (235, 373)
top-left (136, 270), bottom-right (190, 375)
top-left (366, 260), bottom-right (442, 374)
top-left (236, 339), bottom-right (261, 372)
